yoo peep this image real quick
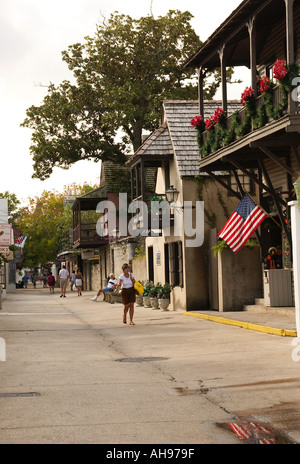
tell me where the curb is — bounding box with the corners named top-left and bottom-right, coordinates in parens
top-left (183, 311), bottom-right (297, 337)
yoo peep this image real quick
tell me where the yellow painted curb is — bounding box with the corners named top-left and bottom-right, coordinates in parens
top-left (183, 312), bottom-right (297, 337)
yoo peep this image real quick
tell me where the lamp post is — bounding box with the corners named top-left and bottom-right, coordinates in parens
top-left (165, 186), bottom-right (179, 205)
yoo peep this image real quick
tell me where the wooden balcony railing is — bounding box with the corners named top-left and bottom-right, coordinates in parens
top-left (201, 85), bottom-right (298, 154)
top-left (73, 223), bottom-right (108, 248)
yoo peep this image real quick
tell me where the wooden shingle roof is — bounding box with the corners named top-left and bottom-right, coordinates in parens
top-left (162, 100), bottom-right (241, 177)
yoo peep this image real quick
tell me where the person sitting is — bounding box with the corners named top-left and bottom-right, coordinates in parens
top-left (90, 273), bottom-right (118, 301)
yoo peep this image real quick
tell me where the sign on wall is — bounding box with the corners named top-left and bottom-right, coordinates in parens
top-left (0, 224), bottom-right (13, 247)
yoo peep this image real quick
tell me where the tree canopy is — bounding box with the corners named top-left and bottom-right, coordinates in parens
top-left (15, 184), bottom-right (96, 268)
top-left (22, 10), bottom-right (235, 180)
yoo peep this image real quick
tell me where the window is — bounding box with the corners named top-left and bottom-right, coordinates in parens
top-left (228, 170), bottom-right (255, 195)
top-left (168, 241), bottom-right (183, 288)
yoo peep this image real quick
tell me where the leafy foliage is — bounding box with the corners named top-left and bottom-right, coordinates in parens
top-left (15, 184), bottom-right (95, 267)
top-left (21, 10), bottom-right (236, 180)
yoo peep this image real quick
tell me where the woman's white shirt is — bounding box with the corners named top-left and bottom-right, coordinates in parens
top-left (119, 273), bottom-right (133, 288)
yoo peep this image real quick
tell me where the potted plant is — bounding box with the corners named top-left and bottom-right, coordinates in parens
top-left (149, 283), bottom-right (162, 310)
top-left (158, 283), bottom-right (171, 311)
top-left (142, 280), bottom-right (153, 308)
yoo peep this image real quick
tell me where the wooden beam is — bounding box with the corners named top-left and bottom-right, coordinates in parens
top-left (259, 159), bottom-right (292, 248)
top-left (205, 170), bottom-right (241, 199)
top-left (247, 16), bottom-right (257, 97)
top-left (250, 135), bottom-right (300, 147)
top-left (285, 0), bottom-right (296, 114)
top-left (285, 0), bottom-right (295, 64)
top-left (229, 160), bottom-right (286, 206)
top-left (218, 45), bottom-right (227, 115)
top-left (257, 146), bottom-right (298, 177)
top-left (198, 67), bottom-right (205, 116)
top-left (291, 144), bottom-right (300, 169)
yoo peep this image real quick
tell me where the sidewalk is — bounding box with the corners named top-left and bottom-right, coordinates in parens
top-left (183, 308), bottom-right (297, 337)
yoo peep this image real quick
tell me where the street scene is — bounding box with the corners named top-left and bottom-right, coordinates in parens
top-left (0, 282), bottom-right (299, 445)
top-left (1, 0), bottom-right (300, 447)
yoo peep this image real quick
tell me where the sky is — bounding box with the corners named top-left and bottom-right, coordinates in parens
top-left (0, 0), bottom-right (250, 205)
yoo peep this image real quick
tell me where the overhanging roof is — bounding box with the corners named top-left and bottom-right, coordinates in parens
top-left (185, 0), bottom-right (285, 70)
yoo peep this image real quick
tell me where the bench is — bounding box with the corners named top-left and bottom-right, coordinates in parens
top-left (104, 287), bottom-right (122, 304)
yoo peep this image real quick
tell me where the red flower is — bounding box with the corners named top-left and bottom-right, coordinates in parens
top-left (273, 59), bottom-right (288, 81)
top-left (213, 107), bottom-right (225, 124)
top-left (241, 86), bottom-right (255, 106)
top-left (190, 115), bottom-right (204, 127)
top-left (205, 116), bottom-right (214, 131)
top-left (260, 76), bottom-right (271, 93)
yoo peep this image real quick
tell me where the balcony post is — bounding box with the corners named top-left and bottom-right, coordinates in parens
top-left (285, 0), bottom-right (295, 64)
top-left (218, 45), bottom-right (227, 115)
top-left (285, 0), bottom-right (295, 114)
top-left (198, 67), bottom-right (205, 116)
top-left (247, 16), bottom-right (257, 97)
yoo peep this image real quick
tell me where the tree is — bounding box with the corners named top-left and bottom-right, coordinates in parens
top-left (22, 10), bottom-right (236, 180)
top-left (0, 191), bottom-right (24, 227)
top-left (15, 184), bottom-right (96, 268)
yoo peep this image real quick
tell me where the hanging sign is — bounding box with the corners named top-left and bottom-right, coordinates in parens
top-left (0, 224), bottom-right (13, 247)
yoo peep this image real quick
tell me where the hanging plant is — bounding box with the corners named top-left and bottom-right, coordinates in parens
top-left (190, 114), bottom-right (205, 148)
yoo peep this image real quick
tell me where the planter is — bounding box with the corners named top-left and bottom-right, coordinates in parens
top-left (159, 298), bottom-right (170, 311)
top-left (150, 297), bottom-right (159, 309)
top-left (143, 296), bottom-right (152, 308)
top-left (136, 294), bottom-right (143, 306)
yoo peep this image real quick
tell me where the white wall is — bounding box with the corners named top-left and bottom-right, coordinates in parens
top-left (289, 201), bottom-right (300, 337)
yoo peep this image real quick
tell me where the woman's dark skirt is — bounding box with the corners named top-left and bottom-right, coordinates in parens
top-left (122, 287), bottom-right (136, 305)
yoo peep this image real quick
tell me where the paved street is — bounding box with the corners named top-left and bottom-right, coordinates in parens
top-left (0, 285), bottom-right (300, 444)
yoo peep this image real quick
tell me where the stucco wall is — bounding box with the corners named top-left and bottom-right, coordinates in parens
top-left (217, 247), bottom-right (263, 311)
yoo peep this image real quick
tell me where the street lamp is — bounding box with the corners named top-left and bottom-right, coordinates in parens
top-left (165, 185), bottom-right (179, 205)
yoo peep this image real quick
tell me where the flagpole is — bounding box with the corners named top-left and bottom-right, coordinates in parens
top-left (242, 190), bottom-right (281, 228)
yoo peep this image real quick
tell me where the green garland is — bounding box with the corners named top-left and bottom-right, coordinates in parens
top-left (196, 63), bottom-right (299, 157)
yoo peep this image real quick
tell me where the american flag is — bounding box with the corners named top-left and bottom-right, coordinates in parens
top-left (218, 193), bottom-right (267, 253)
top-left (15, 235), bottom-right (27, 248)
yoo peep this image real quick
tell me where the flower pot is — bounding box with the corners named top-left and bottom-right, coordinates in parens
top-left (150, 297), bottom-right (159, 309)
top-left (143, 296), bottom-right (151, 307)
top-left (159, 298), bottom-right (170, 311)
top-left (136, 294), bottom-right (143, 306)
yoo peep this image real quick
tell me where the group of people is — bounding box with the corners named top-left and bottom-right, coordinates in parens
top-left (56, 263), bottom-right (137, 325)
top-left (90, 263), bottom-right (136, 326)
top-left (58, 266), bottom-right (83, 297)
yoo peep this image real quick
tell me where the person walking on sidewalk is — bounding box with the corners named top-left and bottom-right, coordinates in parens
top-left (118, 263), bottom-right (136, 325)
top-left (47, 272), bottom-right (56, 294)
top-left (70, 270), bottom-right (75, 291)
top-left (75, 268), bottom-right (83, 296)
top-left (90, 273), bottom-right (118, 301)
top-left (59, 265), bottom-right (69, 298)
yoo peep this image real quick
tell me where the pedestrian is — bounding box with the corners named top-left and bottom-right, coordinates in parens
top-left (75, 268), bottom-right (83, 296)
top-left (118, 263), bottom-right (136, 325)
top-left (47, 272), bottom-right (56, 294)
top-left (70, 270), bottom-right (75, 291)
top-left (59, 265), bottom-right (69, 298)
top-left (90, 273), bottom-right (118, 301)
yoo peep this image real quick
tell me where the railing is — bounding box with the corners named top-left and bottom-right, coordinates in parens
top-left (73, 223), bottom-right (108, 247)
top-left (202, 85), bottom-right (286, 148)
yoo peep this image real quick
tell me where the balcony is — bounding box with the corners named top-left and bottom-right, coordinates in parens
top-left (72, 187), bottom-right (109, 249)
top-left (73, 223), bottom-right (108, 249)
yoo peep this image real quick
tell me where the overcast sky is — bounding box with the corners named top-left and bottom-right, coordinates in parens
top-left (0, 0), bottom-right (249, 204)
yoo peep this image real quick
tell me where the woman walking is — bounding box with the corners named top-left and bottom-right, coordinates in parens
top-left (75, 268), bottom-right (83, 296)
top-left (118, 263), bottom-right (136, 325)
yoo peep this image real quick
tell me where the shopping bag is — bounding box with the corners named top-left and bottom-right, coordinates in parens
top-left (134, 281), bottom-right (144, 295)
